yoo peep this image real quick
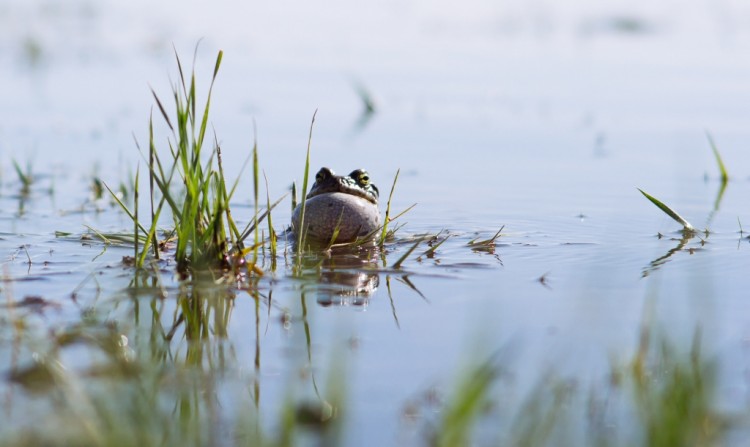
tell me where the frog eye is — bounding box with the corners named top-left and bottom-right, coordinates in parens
top-left (315, 168), bottom-right (331, 183)
top-left (349, 169), bottom-right (370, 186)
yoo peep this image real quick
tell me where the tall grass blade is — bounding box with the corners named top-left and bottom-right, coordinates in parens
top-left (215, 139), bottom-right (241, 248)
top-left (638, 188), bottom-right (695, 232)
top-left (264, 172), bottom-right (277, 267)
top-left (134, 165), bottom-right (140, 262)
top-left (295, 110), bottom-right (317, 253)
top-left (148, 113), bottom-right (159, 259)
top-left (196, 50), bottom-right (222, 152)
top-left (379, 169), bottom-right (400, 246)
top-left (252, 133), bottom-right (260, 263)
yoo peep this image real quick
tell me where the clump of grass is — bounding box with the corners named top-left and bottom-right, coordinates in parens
top-left (149, 49), bottom-right (240, 273)
top-left (637, 188), bottom-right (695, 234)
top-left (104, 49), bottom-right (283, 276)
top-left (468, 226), bottom-right (505, 254)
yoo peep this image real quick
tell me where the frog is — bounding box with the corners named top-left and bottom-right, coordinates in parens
top-left (291, 167), bottom-right (381, 245)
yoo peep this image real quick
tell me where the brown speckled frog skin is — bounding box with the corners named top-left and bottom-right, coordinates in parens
top-left (291, 167), bottom-right (381, 244)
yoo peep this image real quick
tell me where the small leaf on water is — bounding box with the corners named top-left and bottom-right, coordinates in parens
top-left (637, 188), bottom-right (695, 231)
top-left (706, 132), bottom-right (729, 182)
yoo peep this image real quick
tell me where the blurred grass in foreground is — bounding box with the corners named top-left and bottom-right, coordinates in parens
top-left (0, 288), bottom-right (739, 447)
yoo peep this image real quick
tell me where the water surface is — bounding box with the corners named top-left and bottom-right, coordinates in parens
top-left (1, 0), bottom-right (750, 445)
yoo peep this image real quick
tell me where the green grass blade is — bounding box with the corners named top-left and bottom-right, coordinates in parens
top-left (264, 172), bottom-right (277, 265)
top-left (196, 51), bottom-right (222, 152)
top-left (435, 359), bottom-right (498, 447)
top-left (12, 159), bottom-right (31, 187)
top-left (638, 188), bottom-right (695, 231)
top-left (137, 202), bottom-right (165, 268)
top-left (238, 194), bottom-right (288, 244)
top-left (212, 49), bottom-right (223, 80)
top-left (392, 237), bottom-right (423, 269)
top-left (295, 110), bottom-right (317, 253)
top-left (134, 165), bottom-right (140, 262)
top-left (422, 234), bottom-right (450, 257)
top-left (103, 181), bottom-right (150, 236)
top-left (150, 88), bottom-right (174, 132)
top-left (252, 133), bottom-right (260, 262)
top-left (378, 168), bottom-right (400, 246)
top-left (706, 132), bottom-right (728, 182)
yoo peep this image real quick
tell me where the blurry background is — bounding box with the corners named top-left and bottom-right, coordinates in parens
top-left (2, 0), bottom-right (750, 195)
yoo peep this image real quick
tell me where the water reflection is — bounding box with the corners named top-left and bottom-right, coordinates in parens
top-left (641, 231), bottom-right (703, 278)
top-left (298, 246), bottom-right (380, 306)
top-left (349, 80), bottom-right (377, 135)
top-left (643, 169), bottom-right (726, 278)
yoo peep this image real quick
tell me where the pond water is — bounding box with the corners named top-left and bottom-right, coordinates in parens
top-left (1, 0), bottom-right (750, 445)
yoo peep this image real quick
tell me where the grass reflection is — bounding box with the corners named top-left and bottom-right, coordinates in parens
top-left (0, 244), bottom-right (746, 447)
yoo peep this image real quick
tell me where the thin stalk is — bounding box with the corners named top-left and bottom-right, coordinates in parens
top-left (148, 114), bottom-right (160, 259)
top-left (103, 181), bottom-right (150, 236)
top-left (134, 165), bottom-right (140, 263)
top-left (295, 110), bottom-right (317, 254)
top-left (264, 172), bottom-right (277, 268)
top-left (252, 134), bottom-right (260, 265)
top-left (379, 169), bottom-right (400, 246)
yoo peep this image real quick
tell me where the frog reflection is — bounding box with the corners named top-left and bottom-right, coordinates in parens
top-left (299, 247), bottom-right (380, 307)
